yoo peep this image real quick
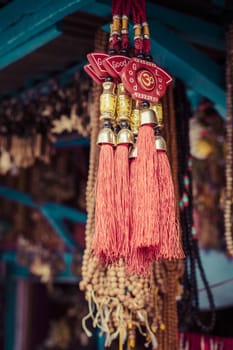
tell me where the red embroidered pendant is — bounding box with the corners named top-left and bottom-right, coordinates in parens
top-left (102, 55), bottom-right (130, 78)
top-left (84, 64), bottom-right (106, 84)
top-left (87, 53), bottom-right (109, 78)
top-left (121, 57), bottom-right (172, 103)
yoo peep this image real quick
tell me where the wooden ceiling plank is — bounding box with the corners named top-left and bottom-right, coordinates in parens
top-left (0, 0), bottom-right (95, 59)
top-left (0, 25), bottom-right (62, 70)
top-left (0, 0), bottom-right (52, 32)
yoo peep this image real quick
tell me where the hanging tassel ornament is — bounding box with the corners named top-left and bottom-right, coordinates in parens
top-left (92, 79), bottom-right (117, 263)
top-left (120, 0), bottom-right (183, 273)
top-left (152, 103), bottom-right (184, 260)
top-left (115, 83), bottom-right (133, 259)
top-left (128, 100), bottom-right (155, 274)
top-left (130, 103), bottom-right (159, 262)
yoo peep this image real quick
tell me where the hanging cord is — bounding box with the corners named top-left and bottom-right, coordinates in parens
top-left (175, 80), bottom-right (216, 332)
top-left (120, 0), bottom-right (131, 54)
top-left (132, 0), bottom-right (151, 59)
top-left (132, 0), bottom-right (143, 57)
top-left (109, 0), bottom-right (122, 54)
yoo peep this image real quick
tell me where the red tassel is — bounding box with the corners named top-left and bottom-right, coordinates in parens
top-left (92, 144), bottom-right (117, 264)
top-left (127, 247), bottom-right (152, 275)
top-left (132, 125), bottom-right (160, 248)
top-left (128, 125), bottom-right (160, 274)
top-left (115, 144), bottom-right (130, 259)
top-left (127, 158), bottom-right (151, 275)
top-left (156, 150), bottom-right (185, 259)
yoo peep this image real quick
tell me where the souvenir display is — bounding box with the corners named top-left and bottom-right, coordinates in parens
top-left (0, 74), bottom-right (91, 174)
top-left (79, 0), bottom-right (187, 344)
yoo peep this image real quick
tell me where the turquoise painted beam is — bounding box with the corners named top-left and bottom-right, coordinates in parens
top-left (41, 212), bottom-right (77, 249)
top-left (146, 2), bottom-right (225, 51)
top-left (42, 202), bottom-right (87, 223)
top-left (81, 0), bottom-right (111, 17)
top-left (0, 0), bottom-right (53, 32)
top-left (0, 0), bottom-right (95, 61)
top-left (0, 185), bottom-right (86, 249)
top-left (0, 186), bottom-right (39, 209)
top-left (148, 21), bottom-right (226, 117)
top-left (0, 251), bottom-right (80, 282)
top-left (0, 25), bottom-right (62, 70)
top-left (55, 136), bottom-right (90, 148)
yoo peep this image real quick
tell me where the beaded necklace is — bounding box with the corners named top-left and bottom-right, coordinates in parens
top-left (225, 24), bottom-right (233, 256)
top-left (174, 80), bottom-right (216, 333)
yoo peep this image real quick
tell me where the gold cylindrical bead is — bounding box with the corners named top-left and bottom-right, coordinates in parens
top-left (151, 103), bottom-right (163, 128)
top-left (134, 25), bottom-right (142, 37)
top-left (142, 22), bottom-right (150, 36)
top-left (116, 83), bottom-right (132, 122)
top-left (130, 100), bottom-right (141, 135)
top-left (122, 15), bottom-right (128, 31)
top-left (112, 15), bottom-right (121, 32)
top-left (100, 82), bottom-right (117, 121)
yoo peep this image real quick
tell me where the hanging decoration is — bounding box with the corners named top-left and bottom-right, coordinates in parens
top-left (80, 0), bottom-right (185, 344)
top-left (84, 0), bottom-right (184, 275)
top-left (0, 74), bottom-right (91, 174)
top-left (225, 24), bottom-right (233, 256)
top-left (173, 80), bottom-right (216, 333)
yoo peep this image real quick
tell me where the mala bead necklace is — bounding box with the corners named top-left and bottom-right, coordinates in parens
top-left (174, 80), bottom-right (216, 333)
top-left (225, 24), bottom-right (233, 256)
top-left (80, 29), bottom-right (107, 293)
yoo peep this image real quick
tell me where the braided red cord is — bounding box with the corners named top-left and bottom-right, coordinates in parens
top-left (121, 0), bottom-right (131, 51)
top-left (132, 0), bottom-right (143, 56)
top-left (109, 0), bottom-right (123, 52)
top-left (133, 0), bottom-right (151, 56)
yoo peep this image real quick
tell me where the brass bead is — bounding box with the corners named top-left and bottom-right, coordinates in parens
top-left (130, 101), bottom-right (141, 135)
top-left (97, 128), bottom-right (116, 145)
top-left (129, 144), bottom-right (137, 158)
top-left (151, 103), bottom-right (163, 128)
top-left (116, 83), bottom-right (132, 122)
top-left (117, 128), bottom-right (134, 145)
top-left (140, 108), bottom-right (156, 125)
top-left (100, 82), bottom-right (117, 121)
top-left (155, 135), bottom-right (167, 151)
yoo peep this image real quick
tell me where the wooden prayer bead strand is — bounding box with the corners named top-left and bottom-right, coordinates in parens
top-left (80, 30), bottom-right (107, 294)
top-left (108, 266), bottom-right (118, 297)
top-left (117, 264), bottom-right (126, 302)
top-left (225, 24), bottom-right (233, 255)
